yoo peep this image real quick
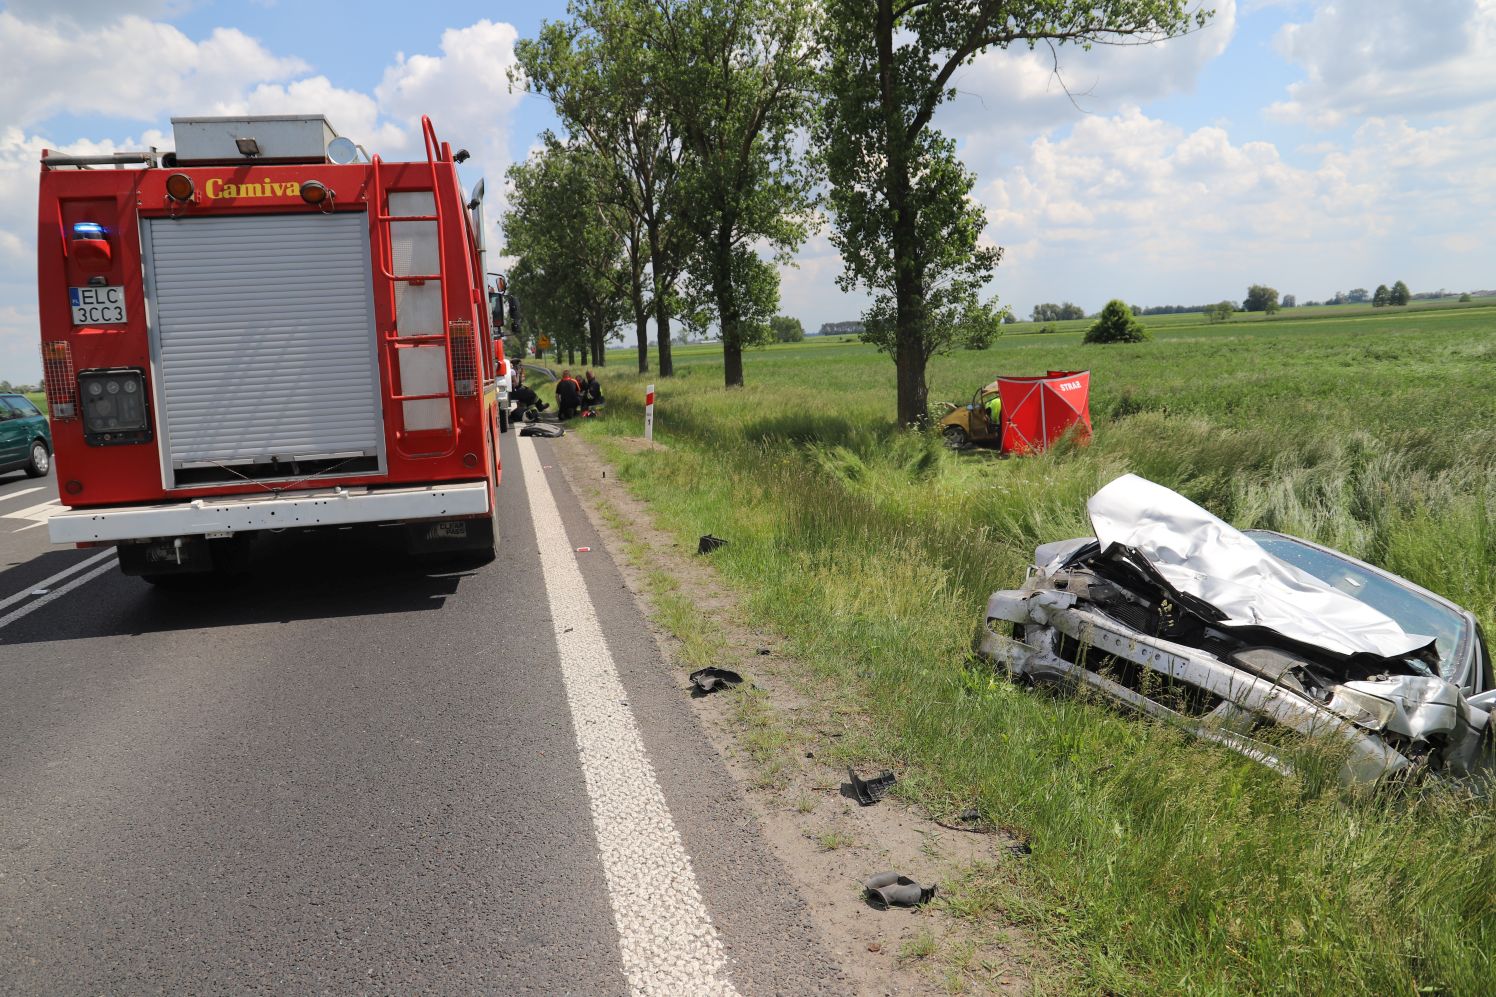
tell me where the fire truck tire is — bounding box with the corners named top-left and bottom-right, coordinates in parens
top-left (23, 440), bottom-right (50, 478)
top-left (499, 407), bottom-right (510, 433)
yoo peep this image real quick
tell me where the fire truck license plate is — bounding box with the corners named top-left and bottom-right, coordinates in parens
top-left (69, 285), bottom-right (127, 325)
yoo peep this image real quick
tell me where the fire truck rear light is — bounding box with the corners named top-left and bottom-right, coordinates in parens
top-left (78, 368), bottom-right (152, 446)
top-left (448, 319), bottom-right (478, 397)
top-left (463, 452), bottom-right (477, 468)
top-left (300, 180), bottom-right (331, 205)
top-left (65, 480), bottom-right (83, 495)
top-left (41, 342), bottom-right (77, 421)
top-left (164, 173), bottom-right (195, 201)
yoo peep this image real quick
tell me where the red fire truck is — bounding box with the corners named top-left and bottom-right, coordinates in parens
top-left (38, 114), bottom-right (507, 581)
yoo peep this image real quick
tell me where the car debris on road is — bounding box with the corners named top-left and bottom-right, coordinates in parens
top-left (978, 473), bottom-right (1494, 786)
top-left (863, 872), bottom-right (937, 908)
top-left (689, 666), bottom-right (743, 695)
top-left (846, 768), bottom-right (897, 806)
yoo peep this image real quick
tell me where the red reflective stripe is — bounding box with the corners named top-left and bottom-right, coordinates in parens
top-left (645, 392), bottom-right (655, 405)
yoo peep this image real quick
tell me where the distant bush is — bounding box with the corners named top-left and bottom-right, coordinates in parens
top-left (1460, 292), bottom-right (1473, 302)
top-left (1038, 323), bottom-right (1058, 335)
top-left (1085, 299), bottom-right (1149, 344)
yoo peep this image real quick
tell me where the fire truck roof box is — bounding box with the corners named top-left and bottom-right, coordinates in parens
top-left (170, 115), bottom-right (341, 165)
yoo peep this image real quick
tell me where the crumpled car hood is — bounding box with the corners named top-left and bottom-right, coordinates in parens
top-left (1087, 474), bottom-right (1434, 661)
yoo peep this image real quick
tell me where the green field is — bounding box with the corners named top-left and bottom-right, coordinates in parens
top-left (574, 301), bottom-right (1496, 993)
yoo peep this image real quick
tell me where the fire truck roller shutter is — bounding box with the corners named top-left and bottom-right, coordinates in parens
top-left (142, 212), bottom-right (385, 487)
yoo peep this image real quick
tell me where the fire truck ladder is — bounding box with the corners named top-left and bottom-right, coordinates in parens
top-left (371, 115), bottom-right (475, 460)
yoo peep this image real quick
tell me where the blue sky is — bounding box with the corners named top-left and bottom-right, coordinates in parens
top-left (3, 0), bottom-right (1493, 381)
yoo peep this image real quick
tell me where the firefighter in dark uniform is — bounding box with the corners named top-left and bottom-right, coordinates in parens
top-left (556, 369), bottom-right (583, 420)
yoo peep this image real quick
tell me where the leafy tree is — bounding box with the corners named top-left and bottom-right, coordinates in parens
top-left (1373, 284), bottom-right (1390, 307)
top-left (1329, 291), bottom-right (1348, 305)
top-left (1032, 302), bottom-right (1088, 322)
top-left (769, 315), bottom-right (805, 342)
top-left (503, 138), bottom-right (628, 366)
top-left (649, 0), bottom-right (819, 388)
top-left (516, 1), bottom-right (690, 377)
top-left (1390, 280), bottom-right (1411, 306)
top-left (1244, 284), bottom-right (1280, 314)
top-left (958, 298), bottom-right (1003, 350)
top-left (1207, 300), bottom-right (1235, 323)
top-left (817, 0), bottom-right (1206, 426)
top-left (1085, 299), bottom-right (1148, 344)
top-left (862, 291), bottom-right (1005, 358)
top-left (1002, 310), bottom-right (1019, 324)
top-left (1460, 292), bottom-right (1473, 303)
top-left (1347, 287), bottom-right (1369, 304)
top-left (1281, 294), bottom-right (1296, 308)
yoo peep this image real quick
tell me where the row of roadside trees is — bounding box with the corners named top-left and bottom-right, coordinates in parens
top-left (504, 0), bottom-right (1209, 425)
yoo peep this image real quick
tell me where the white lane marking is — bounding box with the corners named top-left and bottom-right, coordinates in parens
top-left (0, 553), bottom-right (117, 632)
top-left (0, 548), bottom-right (116, 614)
top-left (516, 436), bottom-right (736, 997)
top-left (0, 485), bottom-right (44, 508)
top-left (3, 499), bottom-right (59, 519)
top-left (3, 498), bottom-right (61, 532)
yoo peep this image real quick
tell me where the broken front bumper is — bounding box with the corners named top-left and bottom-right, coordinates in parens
top-left (979, 587), bottom-right (1490, 786)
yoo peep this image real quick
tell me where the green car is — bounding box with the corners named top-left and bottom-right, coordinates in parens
top-left (0, 393), bottom-right (52, 479)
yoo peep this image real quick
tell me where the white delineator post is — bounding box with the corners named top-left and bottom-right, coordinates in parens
top-left (644, 383), bottom-right (655, 444)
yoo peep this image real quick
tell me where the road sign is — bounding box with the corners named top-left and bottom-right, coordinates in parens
top-left (645, 384), bottom-right (655, 443)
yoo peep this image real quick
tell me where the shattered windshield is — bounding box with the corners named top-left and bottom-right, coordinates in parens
top-left (1247, 532), bottom-right (1467, 680)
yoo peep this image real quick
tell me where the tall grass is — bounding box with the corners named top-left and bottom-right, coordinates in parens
top-left (579, 307), bottom-right (1496, 993)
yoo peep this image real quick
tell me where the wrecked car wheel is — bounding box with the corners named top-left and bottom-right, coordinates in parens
top-left (943, 425), bottom-right (969, 450)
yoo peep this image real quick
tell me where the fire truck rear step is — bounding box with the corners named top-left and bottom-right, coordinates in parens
top-left (47, 480), bottom-right (491, 545)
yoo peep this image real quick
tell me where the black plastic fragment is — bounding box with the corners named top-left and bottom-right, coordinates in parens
top-left (864, 871), bottom-right (937, 908)
top-left (689, 666), bottom-right (743, 695)
top-left (847, 767), bottom-right (897, 806)
top-left (1006, 840), bottom-right (1032, 858)
top-left (697, 534), bottom-right (728, 554)
top-left (520, 423), bottom-right (565, 437)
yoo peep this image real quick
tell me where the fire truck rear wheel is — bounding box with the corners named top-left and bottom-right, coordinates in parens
top-left (499, 407), bottom-right (510, 433)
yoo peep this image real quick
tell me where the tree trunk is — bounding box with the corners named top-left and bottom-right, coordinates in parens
top-left (878, 0), bottom-right (927, 428)
top-left (713, 223), bottom-right (744, 388)
top-left (646, 218), bottom-right (674, 377)
top-left (567, 346), bottom-right (575, 365)
top-left (589, 311), bottom-right (605, 368)
top-left (631, 260), bottom-right (649, 374)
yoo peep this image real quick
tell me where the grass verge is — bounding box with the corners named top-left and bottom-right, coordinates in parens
top-left (574, 308), bottom-right (1496, 995)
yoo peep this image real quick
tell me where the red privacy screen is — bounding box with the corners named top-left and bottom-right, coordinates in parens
top-left (998, 370), bottom-right (1093, 454)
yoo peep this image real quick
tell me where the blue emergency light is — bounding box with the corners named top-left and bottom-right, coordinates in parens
top-left (72, 222), bottom-right (107, 240)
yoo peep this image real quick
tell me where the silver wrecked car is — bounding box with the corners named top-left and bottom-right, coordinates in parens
top-left (979, 474), bottom-right (1494, 785)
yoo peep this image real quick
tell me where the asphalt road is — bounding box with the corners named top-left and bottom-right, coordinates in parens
top-left (0, 433), bottom-right (847, 994)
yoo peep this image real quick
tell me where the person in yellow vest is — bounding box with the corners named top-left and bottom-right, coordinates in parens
top-left (984, 391), bottom-right (1002, 437)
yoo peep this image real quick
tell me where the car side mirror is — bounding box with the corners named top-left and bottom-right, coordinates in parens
top-left (489, 291), bottom-right (504, 328)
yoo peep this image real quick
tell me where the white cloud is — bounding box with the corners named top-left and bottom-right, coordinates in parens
top-left (1269, 0), bottom-right (1496, 125)
top-left (213, 77), bottom-right (407, 154)
top-left (0, 14), bottom-right (527, 381)
top-left (0, 12), bottom-right (308, 127)
top-left (0, 300), bottom-right (40, 383)
top-left (939, 0), bottom-right (1237, 151)
top-left (376, 19), bottom-right (527, 235)
top-left (976, 106), bottom-right (1494, 312)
